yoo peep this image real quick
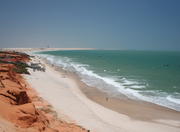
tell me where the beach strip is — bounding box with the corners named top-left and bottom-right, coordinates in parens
top-left (24, 55), bottom-right (180, 132)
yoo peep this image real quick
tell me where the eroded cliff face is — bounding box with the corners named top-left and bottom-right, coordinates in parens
top-left (0, 51), bottom-right (89, 132)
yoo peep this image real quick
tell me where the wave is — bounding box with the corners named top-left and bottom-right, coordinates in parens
top-left (167, 95), bottom-right (180, 105)
top-left (38, 54), bottom-right (180, 111)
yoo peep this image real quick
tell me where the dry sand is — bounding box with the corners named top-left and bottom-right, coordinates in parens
top-left (24, 56), bottom-right (180, 132)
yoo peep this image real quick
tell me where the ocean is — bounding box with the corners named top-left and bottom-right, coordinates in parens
top-left (37, 50), bottom-right (180, 111)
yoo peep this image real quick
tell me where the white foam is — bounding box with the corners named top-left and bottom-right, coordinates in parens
top-left (128, 85), bottom-right (145, 89)
top-left (37, 53), bottom-right (180, 111)
top-left (167, 96), bottom-right (180, 105)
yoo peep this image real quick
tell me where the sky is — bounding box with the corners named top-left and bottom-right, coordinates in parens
top-left (0, 0), bottom-right (180, 50)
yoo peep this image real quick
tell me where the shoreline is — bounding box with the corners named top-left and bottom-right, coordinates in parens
top-left (43, 57), bottom-right (180, 122)
top-left (34, 49), bottom-right (180, 112)
top-left (25, 53), bottom-right (180, 132)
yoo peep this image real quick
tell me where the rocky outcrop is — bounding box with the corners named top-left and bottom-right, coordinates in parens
top-left (7, 89), bottom-right (30, 105)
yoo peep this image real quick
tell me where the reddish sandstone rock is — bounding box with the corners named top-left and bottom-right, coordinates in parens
top-left (16, 91), bottom-right (31, 105)
top-left (7, 89), bottom-right (31, 105)
top-left (11, 103), bottom-right (50, 130)
top-left (0, 88), bottom-right (31, 105)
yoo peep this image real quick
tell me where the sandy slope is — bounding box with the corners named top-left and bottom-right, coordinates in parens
top-left (24, 57), bottom-right (180, 132)
top-left (0, 116), bottom-right (36, 132)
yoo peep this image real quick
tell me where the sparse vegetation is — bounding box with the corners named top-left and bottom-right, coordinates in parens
top-left (13, 67), bottom-right (29, 74)
top-left (13, 61), bottom-right (30, 74)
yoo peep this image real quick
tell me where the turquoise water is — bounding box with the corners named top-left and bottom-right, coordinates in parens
top-left (38, 50), bottom-right (180, 111)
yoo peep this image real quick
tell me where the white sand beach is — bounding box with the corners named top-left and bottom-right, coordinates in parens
top-left (24, 56), bottom-right (180, 132)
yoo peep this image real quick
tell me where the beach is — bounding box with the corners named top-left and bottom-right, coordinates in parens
top-left (0, 48), bottom-right (179, 132)
top-left (24, 50), bottom-right (180, 132)
top-left (1, 0), bottom-right (180, 131)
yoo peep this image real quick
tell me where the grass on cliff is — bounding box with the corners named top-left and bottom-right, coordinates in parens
top-left (13, 62), bottom-right (30, 74)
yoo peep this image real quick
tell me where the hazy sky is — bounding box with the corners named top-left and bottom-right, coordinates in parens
top-left (0, 0), bottom-right (180, 50)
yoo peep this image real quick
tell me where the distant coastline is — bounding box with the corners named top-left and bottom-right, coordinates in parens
top-left (1, 48), bottom-right (96, 52)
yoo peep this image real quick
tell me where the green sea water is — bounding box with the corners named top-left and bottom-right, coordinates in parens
top-left (38, 50), bottom-right (180, 111)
